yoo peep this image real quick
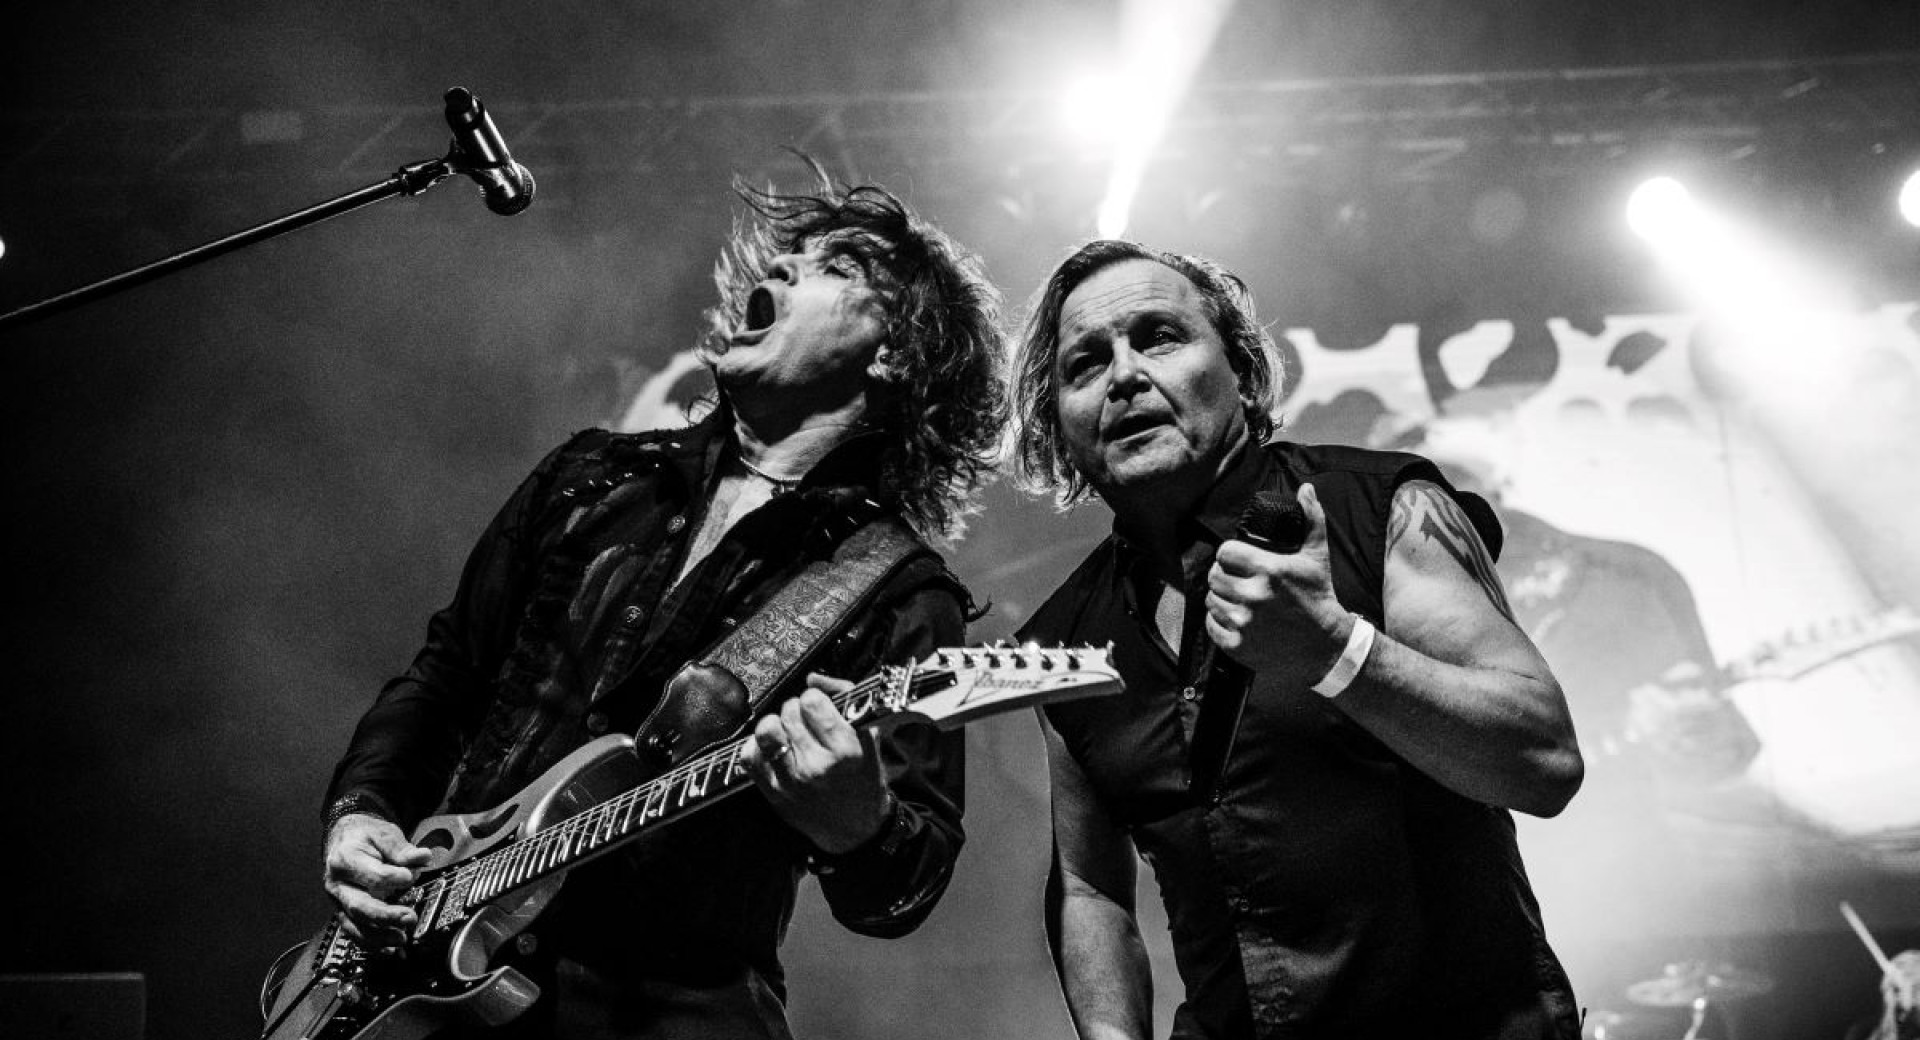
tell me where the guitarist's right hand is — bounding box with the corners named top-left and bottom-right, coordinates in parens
top-left (324, 812), bottom-right (433, 947)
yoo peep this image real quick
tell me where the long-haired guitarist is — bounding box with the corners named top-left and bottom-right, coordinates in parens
top-left (316, 162), bottom-right (1007, 1038)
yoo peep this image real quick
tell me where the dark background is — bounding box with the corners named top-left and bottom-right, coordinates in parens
top-left (4, 3), bottom-right (1919, 1038)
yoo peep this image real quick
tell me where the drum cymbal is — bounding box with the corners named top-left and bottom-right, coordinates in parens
top-left (1626, 960), bottom-right (1774, 1006)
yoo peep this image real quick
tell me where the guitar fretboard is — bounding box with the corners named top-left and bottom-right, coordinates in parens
top-left (405, 666), bottom-right (942, 930)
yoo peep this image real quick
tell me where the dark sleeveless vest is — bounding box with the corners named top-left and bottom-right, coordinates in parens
top-left (1026, 440), bottom-right (1578, 1039)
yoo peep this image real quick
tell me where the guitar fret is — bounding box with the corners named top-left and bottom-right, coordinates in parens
top-left (294, 649), bottom-right (1116, 970)
top-left (495, 848), bottom-right (518, 898)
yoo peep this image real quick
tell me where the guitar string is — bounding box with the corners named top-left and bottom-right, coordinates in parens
top-left (428, 662), bottom-right (978, 912)
top-left (437, 676), bottom-right (888, 905)
top-left (430, 649), bottom-right (1086, 910)
top-left (430, 648), bottom-right (1110, 919)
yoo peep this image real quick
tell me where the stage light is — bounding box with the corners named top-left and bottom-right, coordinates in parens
top-left (1630, 172), bottom-right (1862, 404)
top-left (1060, 75), bottom-right (1143, 146)
top-left (1627, 176), bottom-right (1697, 242)
top-left (1097, 166), bottom-right (1140, 238)
top-left (1899, 168), bottom-right (1920, 228)
top-left (1073, 0), bottom-right (1236, 239)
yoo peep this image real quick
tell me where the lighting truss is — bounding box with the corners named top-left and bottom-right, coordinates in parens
top-left (3, 53), bottom-right (1916, 204)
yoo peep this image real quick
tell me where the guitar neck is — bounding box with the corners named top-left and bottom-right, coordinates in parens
top-left (402, 645), bottom-right (1122, 936)
top-left (409, 668), bottom-right (923, 931)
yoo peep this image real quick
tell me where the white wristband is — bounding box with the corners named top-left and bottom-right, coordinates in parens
top-left (1311, 615), bottom-right (1376, 698)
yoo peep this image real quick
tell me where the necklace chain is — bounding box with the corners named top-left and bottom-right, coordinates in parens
top-left (736, 452), bottom-right (802, 488)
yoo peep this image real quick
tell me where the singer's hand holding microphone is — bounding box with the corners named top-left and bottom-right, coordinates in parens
top-left (1204, 482), bottom-right (1350, 683)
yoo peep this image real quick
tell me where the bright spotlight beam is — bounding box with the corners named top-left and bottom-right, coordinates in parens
top-left (1627, 176), bottom-right (1697, 243)
top-left (1899, 169), bottom-right (1920, 229)
top-left (1630, 171), bottom-right (1864, 403)
top-left (1075, 0), bottom-right (1236, 239)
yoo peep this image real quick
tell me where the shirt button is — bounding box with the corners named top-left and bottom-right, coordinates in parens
top-left (585, 712), bottom-right (609, 735)
top-left (666, 514), bottom-right (687, 534)
top-left (621, 605), bottom-right (646, 627)
top-left (1180, 685), bottom-right (1198, 701)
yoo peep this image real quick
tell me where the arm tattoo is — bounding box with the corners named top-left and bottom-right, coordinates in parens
top-left (1389, 481), bottom-right (1516, 620)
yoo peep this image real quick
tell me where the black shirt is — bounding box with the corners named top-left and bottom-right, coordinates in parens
top-left (1021, 440), bottom-right (1578, 1040)
top-left (327, 411), bottom-right (968, 1038)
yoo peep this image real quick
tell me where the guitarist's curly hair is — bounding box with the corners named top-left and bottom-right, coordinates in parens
top-left (701, 158), bottom-right (1008, 540)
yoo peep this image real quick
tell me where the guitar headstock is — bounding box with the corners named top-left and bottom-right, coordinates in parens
top-left (1724, 607), bottom-right (1920, 684)
top-left (858, 644), bottom-right (1122, 731)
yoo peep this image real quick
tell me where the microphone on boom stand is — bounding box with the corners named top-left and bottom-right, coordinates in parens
top-left (443, 87), bottom-right (535, 216)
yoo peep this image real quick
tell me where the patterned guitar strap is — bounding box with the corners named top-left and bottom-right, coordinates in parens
top-left (697, 512), bottom-right (931, 720)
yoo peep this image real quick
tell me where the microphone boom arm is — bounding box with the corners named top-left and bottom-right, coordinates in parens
top-left (0, 92), bottom-right (523, 333)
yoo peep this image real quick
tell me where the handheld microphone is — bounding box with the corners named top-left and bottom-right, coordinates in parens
top-left (443, 87), bottom-right (535, 216)
top-left (1237, 488), bottom-right (1308, 554)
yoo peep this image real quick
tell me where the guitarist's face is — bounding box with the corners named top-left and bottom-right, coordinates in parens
top-left (705, 231), bottom-right (892, 420)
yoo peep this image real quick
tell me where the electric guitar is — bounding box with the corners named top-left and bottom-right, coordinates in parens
top-left (259, 645), bottom-right (1121, 1040)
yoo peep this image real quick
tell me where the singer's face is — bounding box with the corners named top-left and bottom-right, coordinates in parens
top-left (1053, 259), bottom-right (1249, 499)
top-left (707, 232), bottom-right (890, 415)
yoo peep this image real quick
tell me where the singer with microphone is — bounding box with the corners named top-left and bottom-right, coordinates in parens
top-left (314, 161), bottom-right (1007, 1039)
top-left (1008, 240), bottom-right (1584, 1039)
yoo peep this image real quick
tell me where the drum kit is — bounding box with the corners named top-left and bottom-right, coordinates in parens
top-left (1585, 960), bottom-right (1775, 1040)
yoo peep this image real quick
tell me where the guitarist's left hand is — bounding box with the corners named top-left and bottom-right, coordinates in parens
top-left (739, 673), bottom-right (892, 855)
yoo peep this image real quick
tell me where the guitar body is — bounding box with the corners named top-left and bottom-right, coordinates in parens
top-left (263, 733), bottom-right (647, 1040)
top-left (262, 646), bottom-right (1122, 1040)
